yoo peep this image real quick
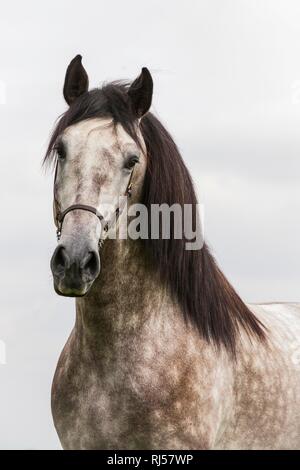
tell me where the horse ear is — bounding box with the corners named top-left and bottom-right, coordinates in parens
top-left (63, 55), bottom-right (89, 106)
top-left (128, 67), bottom-right (153, 118)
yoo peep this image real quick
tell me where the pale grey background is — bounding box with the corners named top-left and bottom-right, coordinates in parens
top-left (0, 0), bottom-right (299, 449)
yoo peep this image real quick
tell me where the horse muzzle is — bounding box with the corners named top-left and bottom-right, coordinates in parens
top-left (50, 244), bottom-right (100, 297)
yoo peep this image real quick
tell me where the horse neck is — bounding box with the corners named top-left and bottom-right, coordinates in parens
top-left (74, 236), bottom-right (174, 348)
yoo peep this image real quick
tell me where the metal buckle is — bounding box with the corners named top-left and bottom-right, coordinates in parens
top-left (127, 184), bottom-right (132, 197)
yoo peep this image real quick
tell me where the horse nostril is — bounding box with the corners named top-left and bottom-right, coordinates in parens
top-left (51, 245), bottom-right (69, 276)
top-left (82, 250), bottom-right (100, 279)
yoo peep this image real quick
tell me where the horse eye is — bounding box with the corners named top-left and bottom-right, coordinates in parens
top-left (125, 155), bottom-right (139, 170)
top-left (54, 142), bottom-right (66, 160)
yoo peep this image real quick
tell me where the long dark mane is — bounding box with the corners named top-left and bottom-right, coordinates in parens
top-left (44, 82), bottom-right (266, 355)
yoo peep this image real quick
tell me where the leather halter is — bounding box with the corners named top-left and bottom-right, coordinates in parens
top-left (54, 168), bottom-right (134, 250)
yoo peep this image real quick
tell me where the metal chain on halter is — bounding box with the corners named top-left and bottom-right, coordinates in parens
top-left (97, 177), bottom-right (133, 250)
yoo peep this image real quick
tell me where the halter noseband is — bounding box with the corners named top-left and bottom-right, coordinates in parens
top-left (55, 169), bottom-right (134, 250)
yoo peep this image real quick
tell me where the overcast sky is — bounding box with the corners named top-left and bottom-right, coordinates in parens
top-left (0, 0), bottom-right (299, 449)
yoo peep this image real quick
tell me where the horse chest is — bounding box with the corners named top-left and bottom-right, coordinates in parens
top-left (52, 335), bottom-right (217, 450)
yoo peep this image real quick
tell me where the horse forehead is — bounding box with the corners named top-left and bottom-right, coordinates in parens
top-left (63, 119), bottom-right (135, 149)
